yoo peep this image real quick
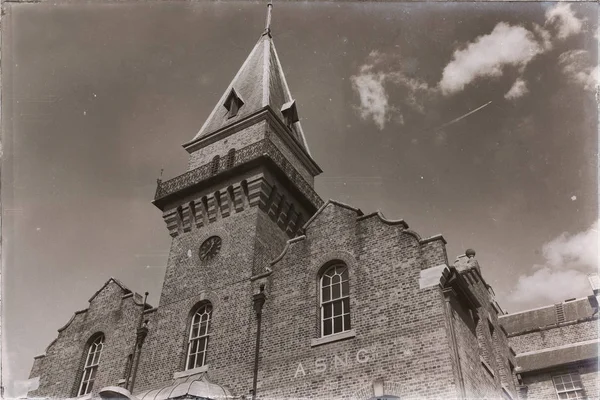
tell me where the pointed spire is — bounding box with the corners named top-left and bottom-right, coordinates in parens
top-left (186, 3), bottom-right (311, 155)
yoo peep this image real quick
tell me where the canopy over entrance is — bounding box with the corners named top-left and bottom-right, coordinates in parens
top-left (100, 374), bottom-right (231, 400)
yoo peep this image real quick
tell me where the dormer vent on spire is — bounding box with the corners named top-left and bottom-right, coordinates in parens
top-left (281, 100), bottom-right (299, 127)
top-left (224, 88), bottom-right (244, 119)
top-left (185, 26), bottom-right (313, 156)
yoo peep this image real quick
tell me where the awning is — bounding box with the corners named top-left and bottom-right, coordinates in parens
top-left (100, 374), bottom-right (231, 400)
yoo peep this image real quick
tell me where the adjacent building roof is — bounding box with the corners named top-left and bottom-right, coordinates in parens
top-left (499, 296), bottom-right (598, 336)
top-left (187, 31), bottom-right (311, 155)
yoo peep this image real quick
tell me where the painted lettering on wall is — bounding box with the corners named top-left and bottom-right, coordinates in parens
top-left (293, 348), bottom-right (371, 378)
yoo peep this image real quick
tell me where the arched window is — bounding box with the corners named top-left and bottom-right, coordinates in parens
top-left (211, 155), bottom-right (220, 175)
top-left (187, 303), bottom-right (213, 370)
top-left (320, 263), bottom-right (350, 336)
top-left (77, 334), bottom-right (104, 396)
top-left (226, 148), bottom-right (236, 169)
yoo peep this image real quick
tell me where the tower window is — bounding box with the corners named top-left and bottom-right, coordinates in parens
top-left (224, 88), bottom-right (244, 119)
top-left (281, 100), bottom-right (299, 127)
top-left (320, 263), bottom-right (350, 337)
top-left (226, 148), bottom-right (236, 169)
top-left (552, 373), bottom-right (585, 399)
top-left (187, 303), bottom-right (213, 370)
top-left (77, 334), bottom-right (104, 396)
top-left (211, 155), bottom-right (220, 175)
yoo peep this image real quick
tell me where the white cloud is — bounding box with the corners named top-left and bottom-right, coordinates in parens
top-left (543, 220), bottom-right (599, 269)
top-left (439, 23), bottom-right (544, 95)
top-left (532, 23), bottom-right (553, 51)
top-left (350, 51), bottom-right (436, 129)
top-left (504, 78), bottom-right (528, 100)
top-left (545, 4), bottom-right (584, 40)
top-left (350, 69), bottom-right (389, 130)
top-left (509, 220), bottom-right (598, 308)
top-left (559, 50), bottom-right (599, 91)
top-left (511, 267), bottom-right (591, 305)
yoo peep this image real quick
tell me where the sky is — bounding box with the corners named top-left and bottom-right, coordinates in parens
top-left (2, 1), bottom-right (598, 396)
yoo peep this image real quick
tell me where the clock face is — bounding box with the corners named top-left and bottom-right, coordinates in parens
top-left (199, 236), bottom-right (222, 261)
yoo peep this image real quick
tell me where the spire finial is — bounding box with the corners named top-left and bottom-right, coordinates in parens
top-left (264, 1), bottom-right (273, 36)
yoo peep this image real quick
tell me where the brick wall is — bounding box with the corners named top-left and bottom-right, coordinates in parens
top-left (186, 118), bottom-right (315, 186)
top-left (265, 121), bottom-right (315, 184)
top-left (501, 297), bottom-right (599, 400)
top-left (449, 261), bottom-right (518, 399)
top-left (135, 168), bottom-right (300, 395)
top-left (187, 119), bottom-right (268, 171)
top-left (256, 203), bottom-right (458, 399)
top-left (520, 362), bottom-right (597, 400)
top-left (27, 281), bottom-right (147, 398)
top-left (508, 319), bottom-right (598, 355)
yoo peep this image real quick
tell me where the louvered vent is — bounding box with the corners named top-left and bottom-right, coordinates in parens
top-left (554, 303), bottom-right (566, 324)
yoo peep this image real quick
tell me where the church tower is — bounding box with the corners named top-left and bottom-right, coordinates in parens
top-left (152, 2), bottom-right (322, 306)
top-left (135, 3), bottom-right (322, 394)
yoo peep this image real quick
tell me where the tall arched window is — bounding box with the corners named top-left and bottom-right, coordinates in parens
top-left (187, 303), bottom-right (212, 370)
top-left (211, 155), bottom-right (220, 175)
top-left (320, 263), bottom-right (350, 336)
top-left (226, 148), bottom-right (236, 169)
top-left (77, 334), bottom-right (104, 396)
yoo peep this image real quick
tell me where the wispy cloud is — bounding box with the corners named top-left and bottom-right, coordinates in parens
top-left (532, 23), bottom-right (553, 51)
top-left (439, 23), bottom-right (543, 95)
top-left (504, 78), bottom-right (528, 100)
top-left (350, 5), bottom-right (591, 129)
top-left (350, 66), bottom-right (389, 130)
top-left (558, 50), bottom-right (599, 92)
top-left (508, 220), bottom-right (598, 308)
top-left (545, 4), bottom-right (584, 40)
top-left (350, 51), bottom-right (435, 129)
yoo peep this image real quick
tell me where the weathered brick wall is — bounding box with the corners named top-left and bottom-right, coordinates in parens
top-left (135, 171), bottom-right (298, 395)
top-left (256, 203), bottom-right (458, 399)
top-left (28, 281), bottom-right (147, 398)
top-left (186, 119), bottom-right (315, 186)
top-left (521, 362), bottom-right (598, 400)
top-left (451, 264), bottom-right (518, 399)
top-left (508, 319), bottom-right (598, 355)
top-left (501, 297), bottom-right (599, 400)
top-left (187, 120), bottom-right (268, 171)
top-left (265, 121), bottom-right (314, 184)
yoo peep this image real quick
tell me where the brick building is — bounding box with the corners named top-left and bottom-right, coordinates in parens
top-left (27, 5), bottom-right (598, 400)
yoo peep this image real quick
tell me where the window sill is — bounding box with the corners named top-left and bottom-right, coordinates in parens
top-left (173, 365), bottom-right (209, 379)
top-left (311, 330), bottom-right (356, 347)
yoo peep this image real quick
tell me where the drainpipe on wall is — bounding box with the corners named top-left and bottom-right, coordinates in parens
top-left (251, 286), bottom-right (266, 400)
top-left (443, 288), bottom-right (466, 400)
top-left (128, 320), bottom-right (149, 393)
top-left (126, 292), bottom-right (149, 393)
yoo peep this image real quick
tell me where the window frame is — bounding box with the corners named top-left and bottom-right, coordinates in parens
top-left (319, 263), bottom-right (351, 337)
top-left (186, 303), bottom-right (213, 371)
top-left (77, 334), bottom-right (104, 396)
top-left (552, 372), bottom-right (586, 399)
